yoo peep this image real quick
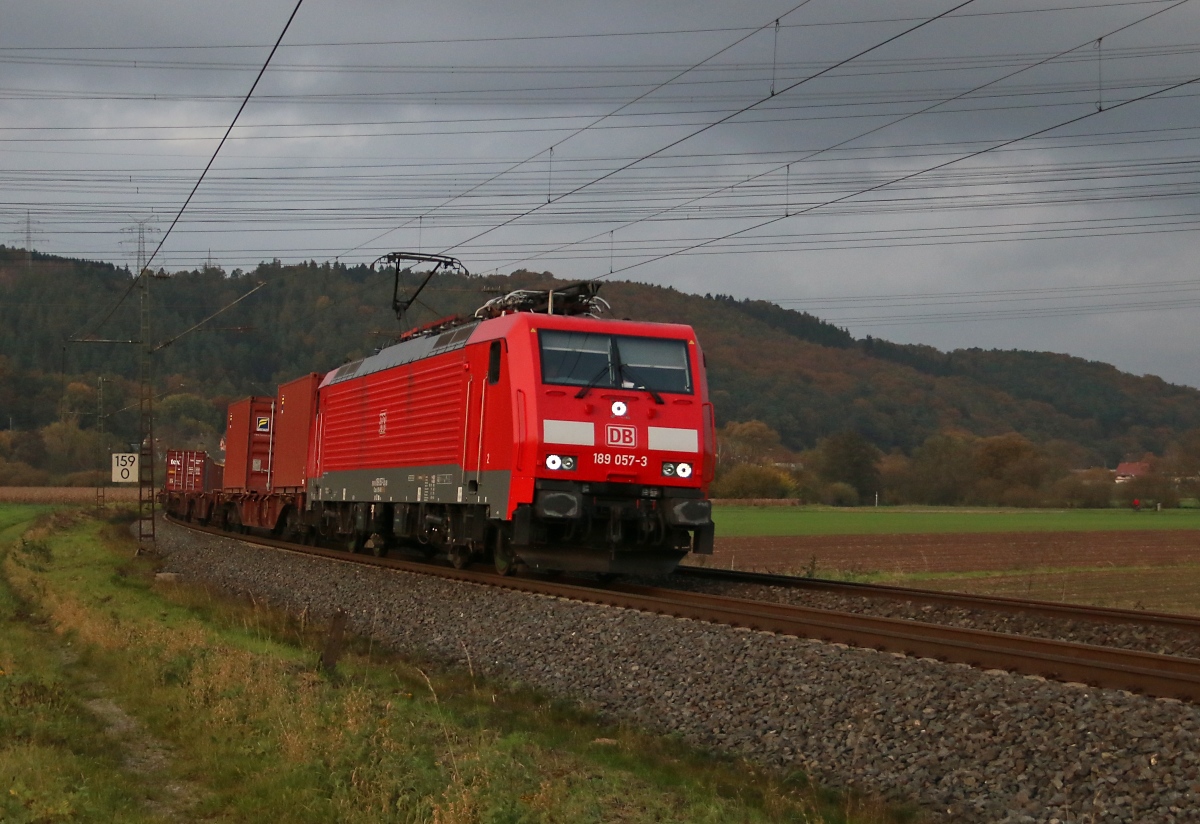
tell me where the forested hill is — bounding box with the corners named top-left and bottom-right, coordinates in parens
top-left (3, 246), bottom-right (1198, 467)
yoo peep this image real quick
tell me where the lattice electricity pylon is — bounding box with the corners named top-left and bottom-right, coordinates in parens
top-left (95, 377), bottom-right (106, 513)
top-left (136, 268), bottom-right (156, 550)
top-left (7, 211), bottom-right (44, 274)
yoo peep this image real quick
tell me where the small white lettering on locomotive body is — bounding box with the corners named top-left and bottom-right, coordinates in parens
top-left (593, 453), bottom-right (647, 468)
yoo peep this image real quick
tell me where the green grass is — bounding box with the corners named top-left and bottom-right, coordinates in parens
top-left (0, 504), bottom-right (53, 534)
top-left (0, 508), bottom-right (161, 824)
top-left (0, 504), bottom-right (912, 824)
top-left (713, 505), bottom-right (1200, 537)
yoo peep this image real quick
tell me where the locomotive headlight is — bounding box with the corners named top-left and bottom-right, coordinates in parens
top-left (611, 401), bottom-right (627, 417)
top-left (546, 454), bottom-right (562, 470)
top-left (545, 454), bottom-right (577, 471)
top-left (663, 461), bottom-right (693, 479)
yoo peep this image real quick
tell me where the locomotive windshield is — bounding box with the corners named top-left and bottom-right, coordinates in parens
top-left (539, 330), bottom-right (693, 394)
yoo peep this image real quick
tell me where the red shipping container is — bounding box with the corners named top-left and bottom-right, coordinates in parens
top-left (224, 396), bottom-right (275, 492)
top-left (273, 372), bottom-right (321, 490)
top-left (165, 450), bottom-right (221, 492)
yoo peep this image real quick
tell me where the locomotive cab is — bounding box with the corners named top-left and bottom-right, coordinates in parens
top-left (504, 315), bottom-right (715, 575)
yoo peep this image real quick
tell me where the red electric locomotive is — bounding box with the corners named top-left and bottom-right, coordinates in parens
top-left (164, 254), bottom-right (715, 576)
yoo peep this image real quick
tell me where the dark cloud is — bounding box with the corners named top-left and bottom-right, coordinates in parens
top-left (4, 0), bottom-right (1199, 385)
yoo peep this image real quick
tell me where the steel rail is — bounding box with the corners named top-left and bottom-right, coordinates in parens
top-left (674, 565), bottom-right (1200, 632)
top-left (165, 517), bottom-right (1200, 702)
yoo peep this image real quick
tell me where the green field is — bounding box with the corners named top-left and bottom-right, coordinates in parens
top-left (712, 505), bottom-right (1200, 538)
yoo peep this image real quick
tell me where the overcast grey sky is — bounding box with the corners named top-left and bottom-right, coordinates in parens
top-left (4, 0), bottom-right (1200, 386)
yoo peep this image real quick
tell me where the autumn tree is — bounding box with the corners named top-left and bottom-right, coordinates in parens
top-left (1047, 468), bottom-right (1114, 508)
top-left (41, 420), bottom-right (104, 475)
top-left (710, 464), bottom-right (797, 499)
top-left (906, 433), bottom-right (977, 505)
top-left (717, 420), bottom-right (785, 467)
top-left (814, 430), bottom-right (881, 499)
top-left (972, 433), bottom-right (1050, 506)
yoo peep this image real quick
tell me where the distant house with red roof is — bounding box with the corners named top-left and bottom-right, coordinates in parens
top-left (1114, 461), bottom-right (1151, 484)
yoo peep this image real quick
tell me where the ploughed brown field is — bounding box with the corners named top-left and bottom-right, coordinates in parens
top-left (709, 531), bottom-right (1200, 575)
top-left (0, 486), bottom-right (139, 504)
top-left (703, 531), bottom-right (1200, 614)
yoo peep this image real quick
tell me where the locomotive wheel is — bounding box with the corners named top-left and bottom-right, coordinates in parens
top-left (493, 530), bottom-right (517, 576)
top-left (448, 546), bottom-right (470, 569)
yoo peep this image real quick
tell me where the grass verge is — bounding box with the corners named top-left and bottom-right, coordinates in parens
top-left (0, 505), bottom-right (917, 823)
top-left (0, 508), bottom-right (162, 823)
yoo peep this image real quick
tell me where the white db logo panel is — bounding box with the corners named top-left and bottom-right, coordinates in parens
top-left (605, 424), bottom-right (637, 449)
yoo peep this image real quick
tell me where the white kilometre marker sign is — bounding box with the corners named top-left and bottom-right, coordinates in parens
top-left (111, 453), bottom-right (139, 483)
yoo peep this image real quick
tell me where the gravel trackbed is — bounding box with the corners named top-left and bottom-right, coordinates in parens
top-left (157, 519), bottom-right (1200, 823)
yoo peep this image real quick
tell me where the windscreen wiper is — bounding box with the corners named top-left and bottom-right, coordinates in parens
top-left (617, 364), bottom-right (665, 405)
top-left (574, 363), bottom-right (612, 399)
top-left (613, 341), bottom-right (664, 405)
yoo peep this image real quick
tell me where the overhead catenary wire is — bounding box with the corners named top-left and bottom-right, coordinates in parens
top-left (218, 0), bottom-right (830, 329)
top-left (67, 0), bottom-right (305, 343)
top-left (437, 0), bottom-right (982, 259)
top-left (151, 279), bottom-right (267, 351)
top-left (12, 39), bottom-right (1200, 76)
top-left (203, 0), bottom-right (983, 333)
top-left (0, 0), bottom-right (1174, 52)
top-left (8, 121), bottom-right (1200, 175)
top-left (333, 0), bottom-right (819, 260)
top-left (2, 122), bottom-right (1200, 179)
top-left (10, 1), bottom-right (1200, 339)
top-left (815, 295), bottom-right (1200, 325)
top-left (771, 275), bottom-right (1200, 304)
top-left (6, 76), bottom-right (1200, 140)
top-left (583, 69), bottom-right (1200, 288)
top-left (488, 0), bottom-right (1193, 274)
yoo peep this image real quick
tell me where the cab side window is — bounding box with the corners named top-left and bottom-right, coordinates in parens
top-left (488, 340), bottom-right (503, 384)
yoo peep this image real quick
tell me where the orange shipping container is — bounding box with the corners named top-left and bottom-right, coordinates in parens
top-left (224, 396), bottom-right (275, 492)
top-left (165, 449), bottom-right (222, 493)
top-left (273, 372), bottom-right (321, 490)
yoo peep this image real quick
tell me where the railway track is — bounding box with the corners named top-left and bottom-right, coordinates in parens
top-left (166, 516), bottom-right (1200, 703)
top-left (673, 565), bottom-right (1200, 634)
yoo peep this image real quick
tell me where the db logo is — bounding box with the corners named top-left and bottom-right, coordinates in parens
top-left (606, 424), bottom-right (637, 448)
